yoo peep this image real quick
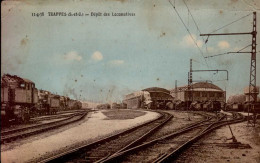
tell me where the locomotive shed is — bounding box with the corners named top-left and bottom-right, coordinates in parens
top-left (170, 82), bottom-right (226, 110)
top-left (142, 87), bottom-right (174, 109)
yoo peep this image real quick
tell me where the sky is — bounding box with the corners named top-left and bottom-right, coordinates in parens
top-left (1, 0), bottom-right (260, 103)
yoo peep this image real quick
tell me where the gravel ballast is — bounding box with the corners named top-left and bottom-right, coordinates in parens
top-left (1, 109), bottom-right (159, 163)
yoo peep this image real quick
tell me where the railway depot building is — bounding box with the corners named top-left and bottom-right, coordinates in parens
top-left (170, 82), bottom-right (226, 104)
top-left (142, 87), bottom-right (174, 109)
top-left (123, 91), bottom-right (152, 109)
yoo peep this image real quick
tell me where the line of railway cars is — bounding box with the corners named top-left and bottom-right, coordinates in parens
top-left (170, 82), bottom-right (226, 112)
top-left (224, 94), bottom-right (260, 113)
top-left (121, 84), bottom-right (225, 112)
top-left (96, 102), bottom-right (126, 110)
top-left (189, 100), bottom-right (222, 112)
top-left (227, 102), bottom-right (260, 113)
top-left (1, 74), bottom-right (82, 125)
top-left (96, 103), bottom-right (111, 110)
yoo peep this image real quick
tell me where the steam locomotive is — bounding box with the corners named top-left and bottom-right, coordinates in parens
top-left (1, 74), bottom-right (82, 125)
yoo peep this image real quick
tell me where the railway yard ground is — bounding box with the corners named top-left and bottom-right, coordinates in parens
top-left (174, 120), bottom-right (260, 163)
top-left (1, 109), bottom-right (260, 163)
top-left (1, 109), bottom-right (159, 162)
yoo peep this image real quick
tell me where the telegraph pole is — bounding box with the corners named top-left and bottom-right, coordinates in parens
top-left (188, 59), bottom-right (193, 108)
top-left (175, 80), bottom-right (177, 110)
top-left (175, 80), bottom-right (177, 100)
top-left (200, 12), bottom-right (257, 126)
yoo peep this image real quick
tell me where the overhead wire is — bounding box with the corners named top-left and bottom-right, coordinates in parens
top-left (183, 0), bottom-right (217, 77)
top-left (212, 79), bottom-right (229, 83)
top-left (204, 12), bottom-right (252, 57)
top-left (202, 12), bottom-right (252, 60)
top-left (168, 0), bottom-right (209, 68)
top-left (205, 52), bottom-right (229, 58)
top-left (181, 0), bottom-right (213, 58)
top-left (205, 44), bottom-right (254, 58)
top-left (208, 13), bottom-right (252, 34)
top-left (236, 44), bottom-right (252, 52)
top-left (174, 2), bottom-right (252, 84)
top-left (182, 0), bottom-right (205, 43)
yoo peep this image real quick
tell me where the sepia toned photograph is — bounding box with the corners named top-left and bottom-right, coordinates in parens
top-left (1, 0), bottom-right (260, 162)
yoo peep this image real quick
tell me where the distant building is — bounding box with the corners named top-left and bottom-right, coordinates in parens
top-left (170, 82), bottom-right (226, 103)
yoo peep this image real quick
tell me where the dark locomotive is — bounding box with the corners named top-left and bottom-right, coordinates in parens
top-left (1, 74), bottom-right (82, 125)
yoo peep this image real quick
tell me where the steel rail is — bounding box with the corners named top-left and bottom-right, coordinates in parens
top-left (153, 113), bottom-right (245, 163)
top-left (95, 113), bottom-right (173, 163)
top-left (30, 113), bottom-right (81, 121)
top-left (101, 112), bottom-right (239, 163)
top-left (99, 112), bottom-right (219, 163)
top-left (1, 111), bottom-right (89, 143)
top-left (1, 112), bottom-right (85, 136)
top-left (40, 111), bottom-right (172, 163)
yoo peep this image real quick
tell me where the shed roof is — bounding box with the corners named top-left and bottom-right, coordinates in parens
top-left (142, 87), bottom-right (170, 94)
top-left (170, 82), bottom-right (223, 92)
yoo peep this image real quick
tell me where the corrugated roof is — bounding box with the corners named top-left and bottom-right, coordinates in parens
top-left (142, 87), bottom-right (170, 94)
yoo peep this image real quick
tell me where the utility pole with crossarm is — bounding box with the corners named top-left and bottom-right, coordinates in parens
top-left (200, 12), bottom-right (257, 126)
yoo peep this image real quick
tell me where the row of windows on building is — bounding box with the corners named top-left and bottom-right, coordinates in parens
top-left (188, 91), bottom-right (224, 98)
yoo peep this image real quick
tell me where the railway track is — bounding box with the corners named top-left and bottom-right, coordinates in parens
top-left (136, 111), bottom-right (216, 144)
top-left (1, 110), bottom-right (89, 144)
top-left (100, 112), bottom-right (245, 163)
top-left (40, 111), bottom-right (173, 163)
top-left (1, 112), bottom-right (83, 136)
top-left (32, 109), bottom-right (89, 121)
top-left (30, 112), bottom-right (84, 122)
top-left (1, 109), bottom-right (89, 130)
